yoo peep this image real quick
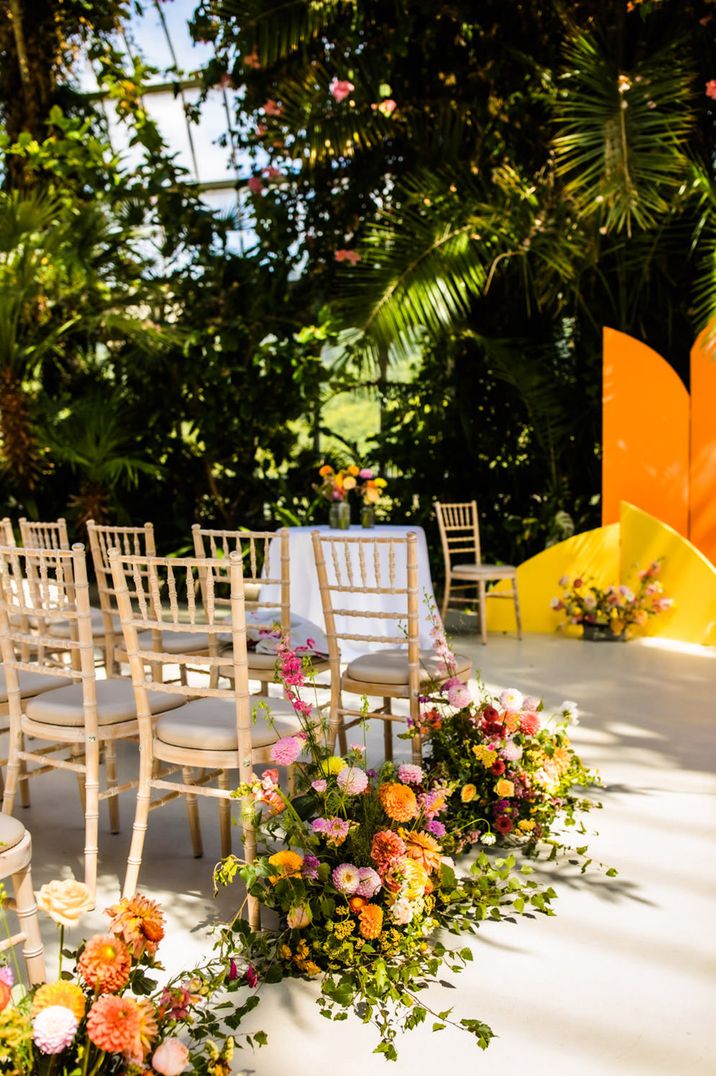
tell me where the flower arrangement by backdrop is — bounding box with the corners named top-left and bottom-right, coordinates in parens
top-left (216, 641), bottom-right (554, 1061)
top-left (0, 880), bottom-right (260, 1075)
top-left (550, 560), bottom-right (673, 639)
top-left (316, 463), bottom-right (387, 504)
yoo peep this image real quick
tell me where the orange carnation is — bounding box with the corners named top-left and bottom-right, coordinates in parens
top-left (378, 782), bottom-right (418, 823)
top-left (106, 894), bottom-right (165, 959)
top-left (398, 828), bottom-right (442, 874)
top-left (78, 934), bottom-right (132, 993)
top-left (32, 981), bottom-right (86, 1022)
top-left (87, 994), bottom-right (141, 1054)
top-left (358, 903), bottom-right (383, 939)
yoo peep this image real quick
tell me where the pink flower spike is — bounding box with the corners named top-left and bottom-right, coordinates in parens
top-left (329, 78), bottom-right (355, 103)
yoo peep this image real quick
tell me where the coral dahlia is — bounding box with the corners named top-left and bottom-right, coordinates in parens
top-left (78, 934), bottom-right (132, 993)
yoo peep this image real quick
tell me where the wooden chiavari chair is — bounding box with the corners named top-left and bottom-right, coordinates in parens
top-left (0, 544), bottom-right (185, 895)
top-left (110, 549), bottom-right (302, 916)
top-left (0, 519), bottom-right (15, 547)
top-left (436, 500), bottom-right (522, 645)
top-left (0, 816), bottom-right (46, 984)
top-left (18, 517), bottom-right (70, 551)
top-left (191, 525), bottom-right (330, 692)
top-left (312, 530), bottom-right (472, 764)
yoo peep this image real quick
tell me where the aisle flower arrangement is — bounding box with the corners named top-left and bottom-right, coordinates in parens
top-left (0, 881), bottom-right (256, 1075)
top-left (550, 560), bottom-right (673, 638)
top-left (217, 643), bottom-right (556, 1062)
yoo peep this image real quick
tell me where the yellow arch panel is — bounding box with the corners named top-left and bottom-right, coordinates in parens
top-left (689, 326), bottom-right (716, 566)
top-left (602, 327), bottom-right (689, 535)
top-left (620, 503), bottom-right (716, 645)
top-left (487, 524), bottom-right (620, 635)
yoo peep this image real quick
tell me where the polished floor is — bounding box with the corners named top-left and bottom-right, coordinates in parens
top-left (15, 628), bottom-right (716, 1075)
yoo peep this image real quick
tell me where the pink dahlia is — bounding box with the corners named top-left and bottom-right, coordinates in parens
top-left (33, 1005), bottom-right (79, 1054)
top-left (336, 766), bottom-right (368, 795)
top-left (270, 736), bottom-right (303, 766)
top-left (332, 863), bottom-right (360, 894)
top-left (519, 712), bottom-right (541, 736)
top-left (397, 763), bottom-right (424, 785)
top-left (356, 867), bottom-right (382, 898)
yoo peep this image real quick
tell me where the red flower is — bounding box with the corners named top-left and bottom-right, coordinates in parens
top-left (494, 815), bottom-right (514, 835)
top-left (247, 176), bottom-right (264, 195)
top-left (706, 80), bottom-right (716, 100)
top-left (490, 760), bottom-right (506, 776)
top-left (334, 248), bottom-right (361, 266)
top-left (482, 705), bottom-right (500, 723)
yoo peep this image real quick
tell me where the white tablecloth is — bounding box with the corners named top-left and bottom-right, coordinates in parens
top-left (259, 525), bottom-right (439, 660)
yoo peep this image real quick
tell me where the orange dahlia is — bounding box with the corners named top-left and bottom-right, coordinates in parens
top-left (268, 850), bottom-right (304, 883)
top-left (378, 782), bottom-right (418, 823)
top-left (397, 828), bottom-right (442, 874)
top-left (31, 981), bottom-right (86, 1022)
top-left (134, 997), bottom-right (158, 1058)
top-left (358, 903), bottom-right (383, 939)
top-left (370, 830), bottom-right (406, 873)
top-left (106, 894), bottom-right (165, 959)
top-left (87, 994), bottom-right (141, 1054)
top-left (78, 934), bottom-right (132, 993)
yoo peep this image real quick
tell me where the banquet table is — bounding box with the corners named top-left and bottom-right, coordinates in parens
top-left (259, 525), bottom-right (440, 661)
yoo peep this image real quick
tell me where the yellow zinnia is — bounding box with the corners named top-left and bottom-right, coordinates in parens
top-left (268, 850), bottom-right (304, 883)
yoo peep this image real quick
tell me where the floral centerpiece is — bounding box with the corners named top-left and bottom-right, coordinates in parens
top-left (0, 880), bottom-right (258, 1074)
top-left (217, 643), bottom-right (555, 1062)
top-left (550, 560), bottom-right (673, 639)
top-left (316, 463), bottom-right (388, 528)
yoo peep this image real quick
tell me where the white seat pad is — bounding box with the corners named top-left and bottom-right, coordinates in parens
top-left (46, 606), bottom-right (113, 639)
top-left (0, 667), bottom-right (73, 703)
top-left (153, 631), bottom-right (211, 655)
top-left (0, 814), bottom-right (26, 852)
top-left (25, 678), bottom-right (185, 728)
top-left (345, 648), bottom-right (471, 687)
top-left (155, 695), bottom-right (301, 752)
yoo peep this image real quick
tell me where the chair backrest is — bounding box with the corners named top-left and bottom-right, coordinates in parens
top-left (86, 519), bottom-right (156, 626)
top-left (435, 501), bottom-right (481, 568)
top-left (18, 518), bottom-right (70, 551)
top-left (311, 530), bottom-right (420, 673)
top-left (109, 550), bottom-right (253, 759)
top-left (0, 519), bottom-right (15, 547)
top-left (191, 526), bottom-right (290, 633)
top-left (0, 544), bottom-right (99, 732)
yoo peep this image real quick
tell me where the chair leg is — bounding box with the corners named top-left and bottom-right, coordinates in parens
top-left (70, 744), bottom-right (87, 813)
top-left (440, 572), bottom-right (451, 623)
top-left (11, 850), bottom-right (46, 985)
top-left (217, 769), bottom-right (231, 859)
top-left (239, 792), bottom-right (261, 931)
top-left (182, 767), bottom-right (203, 858)
top-left (513, 578), bottom-right (523, 640)
top-left (104, 740), bottom-right (120, 835)
top-left (83, 739), bottom-right (100, 898)
top-left (18, 735), bottom-right (30, 809)
top-left (383, 700), bottom-right (393, 763)
top-left (478, 580), bottom-right (488, 645)
top-left (411, 731), bottom-right (422, 766)
top-left (3, 723), bottom-right (22, 816)
top-left (123, 744), bottom-right (154, 898)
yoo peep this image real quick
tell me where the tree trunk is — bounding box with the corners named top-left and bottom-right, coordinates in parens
top-left (0, 367), bottom-right (42, 488)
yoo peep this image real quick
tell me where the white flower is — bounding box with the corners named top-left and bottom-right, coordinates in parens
top-left (499, 688), bottom-right (523, 711)
top-left (390, 898), bottom-right (415, 925)
top-left (559, 700), bottom-right (580, 725)
top-left (481, 833), bottom-right (496, 846)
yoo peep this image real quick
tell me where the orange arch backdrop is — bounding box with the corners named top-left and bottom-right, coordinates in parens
top-left (602, 327), bottom-right (689, 536)
top-left (690, 327), bottom-right (716, 567)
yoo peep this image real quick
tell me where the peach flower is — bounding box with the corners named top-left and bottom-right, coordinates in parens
top-left (152, 1037), bottom-right (190, 1075)
top-left (35, 877), bottom-right (94, 928)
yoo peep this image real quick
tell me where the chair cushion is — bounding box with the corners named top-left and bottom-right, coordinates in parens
top-left (24, 678), bottom-right (185, 728)
top-left (154, 631), bottom-right (211, 655)
top-left (345, 648), bottom-right (472, 687)
top-left (47, 606), bottom-right (112, 640)
top-left (451, 563), bottom-right (516, 578)
top-left (155, 696), bottom-right (301, 752)
top-left (0, 814), bottom-right (27, 853)
top-left (0, 667), bottom-right (73, 704)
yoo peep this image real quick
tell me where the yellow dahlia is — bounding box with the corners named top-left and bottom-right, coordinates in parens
top-left (31, 982), bottom-right (85, 1022)
top-left (402, 860), bottom-right (429, 900)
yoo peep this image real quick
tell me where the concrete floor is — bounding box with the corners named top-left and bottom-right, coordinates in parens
top-left (13, 629), bottom-right (716, 1076)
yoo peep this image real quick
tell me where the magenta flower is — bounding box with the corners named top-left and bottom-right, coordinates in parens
top-left (311, 778), bottom-right (327, 793)
top-left (397, 763), bottom-right (424, 785)
top-left (329, 78), bottom-right (355, 103)
top-left (301, 854), bottom-right (320, 880)
top-left (358, 468), bottom-right (373, 479)
top-left (270, 736), bottom-right (303, 766)
top-left (246, 965), bottom-right (259, 988)
top-left (425, 819), bottom-right (446, 838)
top-left (0, 966), bottom-right (13, 986)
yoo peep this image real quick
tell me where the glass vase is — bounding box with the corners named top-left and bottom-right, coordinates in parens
top-left (360, 505), bottom-right (376, 529)
top-left (329, 501), bottom-right (352, 529)
top-left (582, 621), bottom-right (626, 642)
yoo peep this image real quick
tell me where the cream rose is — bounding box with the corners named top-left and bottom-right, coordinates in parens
top-left (152, 1038), bottom-right (190, 1075)
top-left (35, 878), bottom-right (94, 927)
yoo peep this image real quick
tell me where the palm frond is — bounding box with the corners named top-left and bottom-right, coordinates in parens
top-left (212, 0), bottom-right (354, 67)
top-left (553, 32), bottom-right (694, 235)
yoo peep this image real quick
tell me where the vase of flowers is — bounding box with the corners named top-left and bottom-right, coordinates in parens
top-left (217, 639), bottom-right (555, 1061)
top-left (317, 464), bottom-right (357, 528)
top-left (328, 501), bottom-right (352, 529)
top-left (550, 560), bottom-right (673, 639)
top-left (356, 467), bottom-right (387, 527)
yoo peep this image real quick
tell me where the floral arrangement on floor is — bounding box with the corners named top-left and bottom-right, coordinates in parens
top-left (550, 560), bottom-right (673, 638)
top-left (216, 642), bottom-right (555, 1062)
top-left (410, 617), bottom-right (607, 870)
top-left (0, 879), bottom-right (260, 1075)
